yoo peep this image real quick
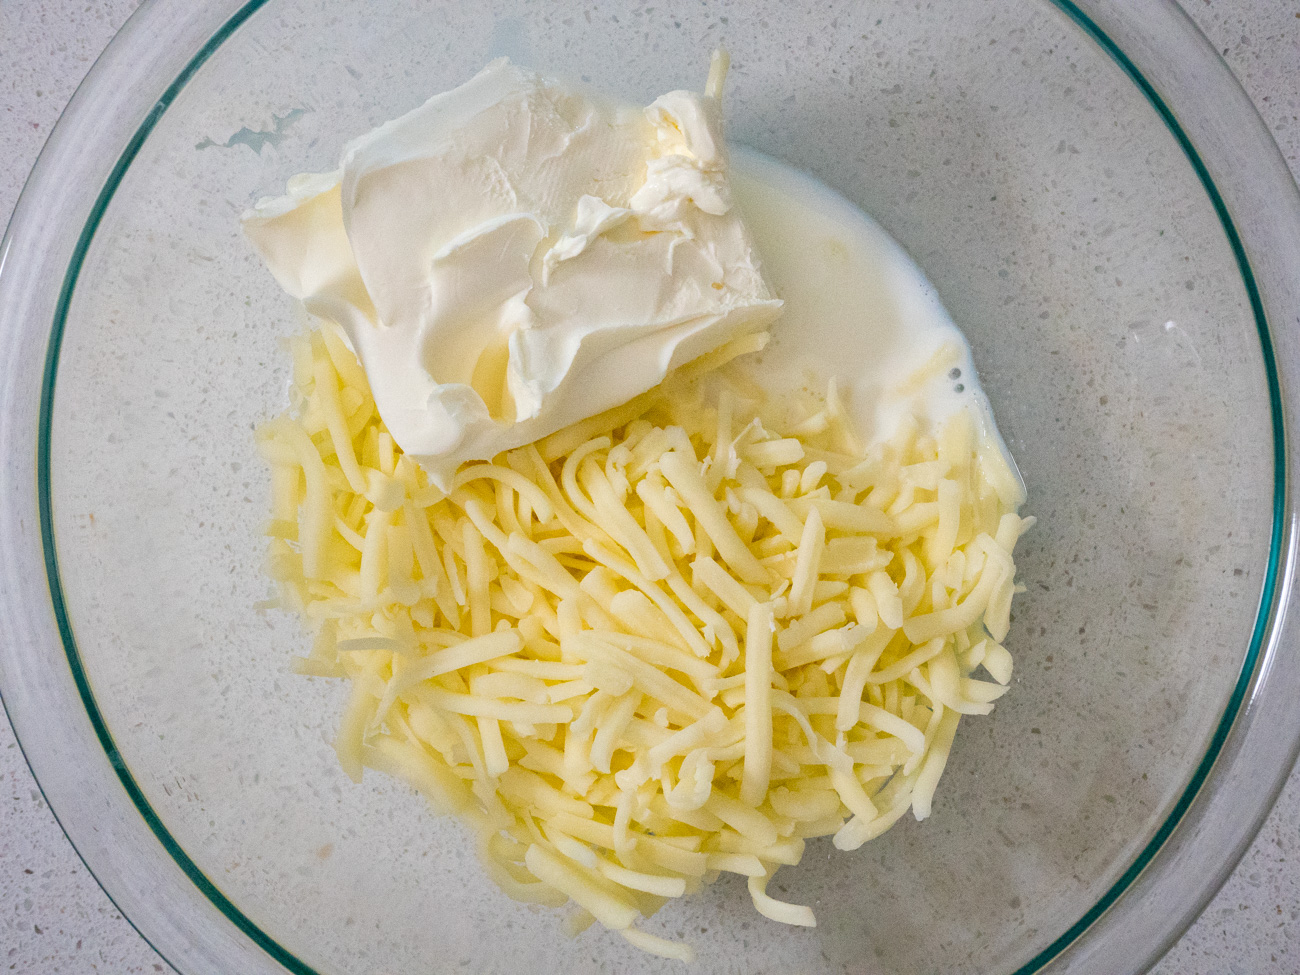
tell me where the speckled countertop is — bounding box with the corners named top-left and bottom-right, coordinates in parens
top-left (2, 2), bottom-right (1298, 973)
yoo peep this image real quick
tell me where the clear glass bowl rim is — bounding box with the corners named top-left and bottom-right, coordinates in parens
top-left (2, 1), bottom-right (1300, 973)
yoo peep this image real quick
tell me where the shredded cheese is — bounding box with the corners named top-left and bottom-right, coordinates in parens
top-left (257, 326), bottom-right (1029, 960)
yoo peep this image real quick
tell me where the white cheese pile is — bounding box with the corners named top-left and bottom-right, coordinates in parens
top-left (257, 323), bottom-right (1030, 962)
top-left (243, 54), bottom-right (781, 490)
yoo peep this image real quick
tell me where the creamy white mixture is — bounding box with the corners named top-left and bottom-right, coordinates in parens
top-left (245, 58), bottom-right (1010, 484)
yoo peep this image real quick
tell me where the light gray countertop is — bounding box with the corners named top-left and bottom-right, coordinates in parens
top-left (2, 2), bottom-right (1297, 973)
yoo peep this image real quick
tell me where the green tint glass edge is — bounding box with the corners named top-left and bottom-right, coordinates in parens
top-left (32, 2), bottom-right (1285, 974)
top-left (1011, 2), bottom-right (1288, 968)
top-left (33, 7), bottom-right (320, 975)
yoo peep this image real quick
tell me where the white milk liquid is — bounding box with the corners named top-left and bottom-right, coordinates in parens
top-left (731, 147), bottom-right (1010, 464)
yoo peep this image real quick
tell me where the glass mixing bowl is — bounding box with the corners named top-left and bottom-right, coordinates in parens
top-left (3, 1), bottom-right (1300, 973)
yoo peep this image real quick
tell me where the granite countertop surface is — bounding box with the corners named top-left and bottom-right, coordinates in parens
top-left (2, 2), bottom-right (1298, 973)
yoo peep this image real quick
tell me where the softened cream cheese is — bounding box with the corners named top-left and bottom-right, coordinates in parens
top-left (244, 58), bottom-right (782, 489)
